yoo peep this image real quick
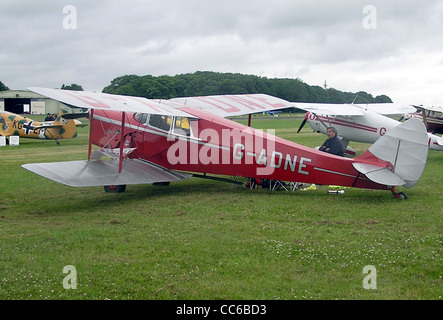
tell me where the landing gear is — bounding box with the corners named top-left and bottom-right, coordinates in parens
top-left (391, 187), bottom-right (408, 199)
top-left (104, 185), bottom-right (126, 193)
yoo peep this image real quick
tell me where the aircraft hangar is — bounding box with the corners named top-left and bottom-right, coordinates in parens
top-left (0, 89), bottom-right (71, 115)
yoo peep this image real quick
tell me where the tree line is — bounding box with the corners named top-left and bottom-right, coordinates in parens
top-left (101, 71), bottom-right (392, 104)
top-left (1, 72), bottom-right (392, 104)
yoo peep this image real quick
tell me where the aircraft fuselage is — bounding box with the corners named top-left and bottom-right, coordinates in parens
top-left (90, 108), bottom-right (390, 190)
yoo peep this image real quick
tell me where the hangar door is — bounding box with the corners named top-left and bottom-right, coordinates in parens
top-left (5, 98), bottom-right (31, 114)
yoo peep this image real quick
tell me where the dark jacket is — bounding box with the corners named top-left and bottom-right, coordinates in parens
top-left (319, 135), bottom-right (344, 157)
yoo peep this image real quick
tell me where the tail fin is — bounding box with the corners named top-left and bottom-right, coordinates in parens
top-left (355, 118), bottom-right (428, 188)
top-left (52, 110), bottom-right (78, 139)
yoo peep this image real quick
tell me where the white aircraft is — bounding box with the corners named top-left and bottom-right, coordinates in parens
top-left (292, 102), bottom-right (443, 155)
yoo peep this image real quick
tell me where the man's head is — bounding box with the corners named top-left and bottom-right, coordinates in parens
top-left (326, 127), bottom-right (337, 139)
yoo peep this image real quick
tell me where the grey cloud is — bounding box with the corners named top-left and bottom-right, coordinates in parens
top-left (0, 0), bottom-right (442, 105)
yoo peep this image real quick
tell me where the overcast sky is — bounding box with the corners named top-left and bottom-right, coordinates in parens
top-left (1, 0), bottom-right (442, 106)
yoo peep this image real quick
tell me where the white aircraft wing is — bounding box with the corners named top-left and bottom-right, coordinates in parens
top-left (27, 87), bottom-right (192, 117)
top-left (354, 103), bottom-right (416, 115)
top-left (29, 88), bottom-right (293, 118)
top-left (413, 105), bottom-right (443, 113)
top-left (291, 102), bottom-right (365, 116)
top-left (292, 102), bottom-right (416, 116)
top-left (22, 159), bottom-right (192, 187)
top-left (171, 94), bottom-right (293, 118)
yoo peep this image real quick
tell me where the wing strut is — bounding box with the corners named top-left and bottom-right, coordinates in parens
top-left (312, 112), bottom-right (330, 129)
top-left (421, 109), bottom-right (429, 129)
top-left (118, 111), bottom-right (126, 173)
top-left (88, 109), bottom-right (94, 160)
top-left (87, 109), bottom-right (129, 173)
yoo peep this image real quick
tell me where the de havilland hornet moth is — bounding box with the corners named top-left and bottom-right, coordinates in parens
top-left (21, 87), bottom-right (429, 199)
top-left (0, 110), bottom-right (86, 144)
top-left (293, 102), bottom-right (443, 155)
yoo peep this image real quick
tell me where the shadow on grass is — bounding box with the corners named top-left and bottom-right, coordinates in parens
top-left (30, 176), bottom-right (409, 217)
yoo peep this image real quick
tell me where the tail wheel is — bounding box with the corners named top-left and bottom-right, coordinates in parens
top-left (391, 188), bottom-right (408, 200)
top-left (104, 185), bottom-right (126, 193)
top-left (397, 192), bottom-right (408, 199)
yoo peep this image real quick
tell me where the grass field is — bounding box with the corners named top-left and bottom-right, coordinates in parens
top-left (0, 115), bottom-right (441, 300)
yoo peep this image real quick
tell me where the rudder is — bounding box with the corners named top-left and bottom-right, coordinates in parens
top-left (355, 118), bottom-right (428, 188)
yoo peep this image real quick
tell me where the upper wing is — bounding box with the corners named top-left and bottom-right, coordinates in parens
top-left (291, 102), bottom-right (365, 116)
top-left (27, 87), bottom-right (192, 117)
top-left (28, 88), bottom-right (293, 118)
top-left (354, 103), bottom-right (416, 115)
top-left (292, 102), bottom-right (416, 116)
top-left (171, 94), bottom-right (293, 117)
top-left (413, 105), bottom-right (443, 113)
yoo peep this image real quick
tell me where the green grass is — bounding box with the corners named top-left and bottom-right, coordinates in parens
top-left (0, 116), bottom-right (441, 300)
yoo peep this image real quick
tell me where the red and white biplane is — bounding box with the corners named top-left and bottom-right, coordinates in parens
top-left (22, 88), bottom-right (429, 199)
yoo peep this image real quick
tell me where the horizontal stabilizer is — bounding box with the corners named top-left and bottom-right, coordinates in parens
top-left (22, 159), bottom-right (192, 187)
top-left (352, 163), bottom-right (405, 186)
top-left (33, 123), bottom-right (64, 129)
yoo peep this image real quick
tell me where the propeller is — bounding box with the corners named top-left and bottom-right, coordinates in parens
top-left (297, 113), bottom-right (309, 133)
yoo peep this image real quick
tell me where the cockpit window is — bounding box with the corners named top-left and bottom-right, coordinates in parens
top-left (134, 113), bottom-right (148, 124)
top-left (148, 114), bottom-right (172, 131)
top-left (173, 116), bottom-right (191, 136)
top-left (133, 113), bottom-right (197, 138)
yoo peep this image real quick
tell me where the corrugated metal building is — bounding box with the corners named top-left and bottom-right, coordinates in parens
top-left (0, 89), bottom-right (72, 115)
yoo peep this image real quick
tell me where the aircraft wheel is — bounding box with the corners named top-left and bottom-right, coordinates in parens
top-left (392, 191), bottom-right (408, 199)
top-left (397, 192), bottom-right (408, 199)
top-left (104, 185), bottom-right (126, 193)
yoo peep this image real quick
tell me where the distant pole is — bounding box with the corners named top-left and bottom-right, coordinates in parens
top-left (323, 81), bottom-right (327, 90)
